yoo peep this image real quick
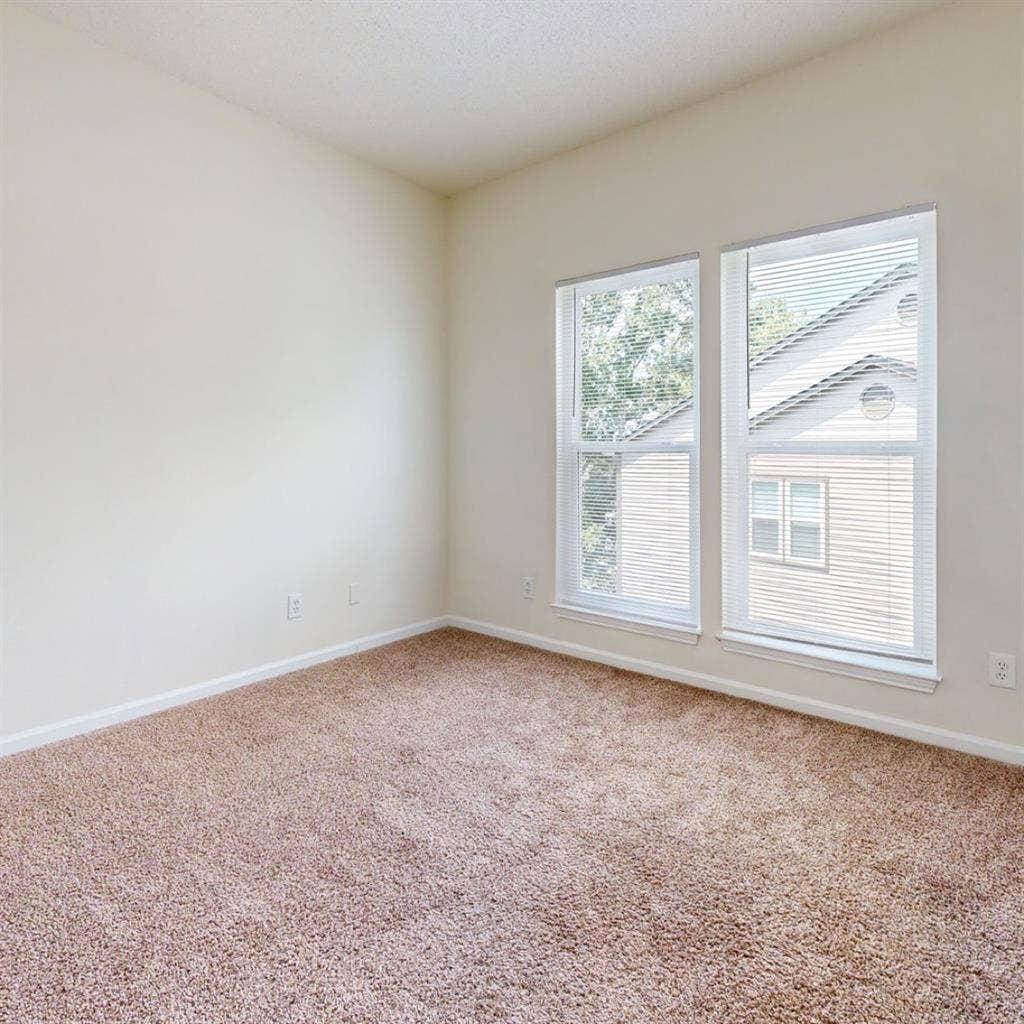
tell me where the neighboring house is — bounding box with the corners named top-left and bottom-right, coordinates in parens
top-left (618, 263), bottom-right (920, 650)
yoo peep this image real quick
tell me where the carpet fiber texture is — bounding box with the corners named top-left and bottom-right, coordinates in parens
top-left (1, 628), bottom-right (1022, 1023)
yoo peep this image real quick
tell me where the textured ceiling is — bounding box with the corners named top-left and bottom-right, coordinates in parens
top-left (19, 0), bottom-right (943, 194)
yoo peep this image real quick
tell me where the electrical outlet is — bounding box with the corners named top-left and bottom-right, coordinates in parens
top-left (287, 593), bottom-right (303, 620)
top-left (989, 652), bottom-right (1016, 689)
top-left (349, 583), bottom-right (360, 606)
top-left (521, 576), bottom-right (535, 599)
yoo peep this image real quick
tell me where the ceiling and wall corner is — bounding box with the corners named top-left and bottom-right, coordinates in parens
top-left (15, 0), bottom-right (944, 195)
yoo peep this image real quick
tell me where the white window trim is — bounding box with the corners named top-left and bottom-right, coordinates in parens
top-left (552, 603), bottom-right (701, 644)
top-left (555, 254), bottom-right (701, 635)
top-left (718, 629), bottom-right (940, 693)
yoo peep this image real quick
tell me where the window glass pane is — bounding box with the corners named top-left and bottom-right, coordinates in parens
top-left (751, 480), bottom-right (780, 517)
top-left (790, 522), bottom-right (822, 561)
top-left (789, 482), bottom-right (823, 520)
top-left (579, 453), bottom-right (617, 594)
top-left (748, 452), bottom-right (914, 647)
top-left (579, 279), bottom-right (695, 442)
top-left (746, 234), bottom-right (920, 444)
top-left (619, 452), bottom-right (692, 607)
top-left (557, 257), bottom-right (700, 632)
top-left (751, 518), bottom-right (779, 555)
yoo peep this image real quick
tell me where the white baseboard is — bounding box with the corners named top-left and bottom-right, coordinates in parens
top-left (0, 616), bottom-right (447, 758)
top-left (445, 615), bottom-right (1024, 767)
top-left (4, 613), bottom-right (1021, 768)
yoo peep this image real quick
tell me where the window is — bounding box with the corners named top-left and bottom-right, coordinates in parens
top-left (787, 480), bottom-right (826, 564)
top-left (750, 478), bottom-right (782, 557)
top-left (556, 255), bottom-right (699, 639)
top-left (750, 477), bottom-right (827, 567)
top-left (721, 207), bottom-right (937, 686)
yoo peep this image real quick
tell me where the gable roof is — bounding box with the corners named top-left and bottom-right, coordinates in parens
top-left (750, 262), bottom-right (916, 369)
top-left (749, 353), bottom-right (916, 431)
top-left (626, 262), bottom-right (917, 440)
top-left (628, 395), bottom-right (694, 439)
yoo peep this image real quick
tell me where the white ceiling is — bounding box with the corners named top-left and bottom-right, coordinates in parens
top-left (20, 0), bottom-right (943, 195)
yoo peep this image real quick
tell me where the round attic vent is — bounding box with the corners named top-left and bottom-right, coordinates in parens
top-left (897, 291), bottom-right (919, 326)
top-left (859, 383), bottom-right (896, 421)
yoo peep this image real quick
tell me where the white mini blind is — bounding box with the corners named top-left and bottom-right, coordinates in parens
top-left (556, 256), bottom-right (699, 632)
top-left (721, 207), bottom-right (936, 669)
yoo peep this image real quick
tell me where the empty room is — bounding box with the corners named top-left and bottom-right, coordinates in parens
top-left (1, 1), bottom-right (1022, 1020)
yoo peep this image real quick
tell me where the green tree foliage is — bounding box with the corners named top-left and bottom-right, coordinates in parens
top-left (580, 453), bottom-right (618, 594)
top-left (748, 294), bottom-right (804, 359)
top-left (579, 279), bottom-right (695, 441)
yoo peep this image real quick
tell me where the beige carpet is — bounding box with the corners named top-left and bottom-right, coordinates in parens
top-left (1, 628), bottom-right (1022, 1023)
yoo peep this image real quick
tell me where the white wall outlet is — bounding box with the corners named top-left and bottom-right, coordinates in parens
top-left (287, 593), bottom-right (303, 620)
top-left (521, 576), bottom-right (535, 599)
top-left (988, 652), bottom-right (1016, 689)
top-left (349, 583), bottom-right (360, 606)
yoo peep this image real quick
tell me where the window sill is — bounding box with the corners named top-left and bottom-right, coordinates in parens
top-left (717, 630), bottom-right (940, 693)
top-left (552, 603), bottom-right (701, 645)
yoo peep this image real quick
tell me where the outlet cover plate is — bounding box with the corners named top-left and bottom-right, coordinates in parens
top-left (989, 652), bottom-right (1016, 689)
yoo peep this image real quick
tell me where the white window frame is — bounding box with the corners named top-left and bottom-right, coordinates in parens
top-left (719, 206), bottom-right (939, 690)
top-left (555, 255), bottom-right (700, 643)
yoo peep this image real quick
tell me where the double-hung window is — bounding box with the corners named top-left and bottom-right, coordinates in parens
top-left (556, 256), bottom-right (700, 640)
top-left (721, 207), bottom-right (937, 687)
top-left (751, 477), bottom-right (827, 567)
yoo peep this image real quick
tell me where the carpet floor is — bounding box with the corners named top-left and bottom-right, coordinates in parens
top-left (1, 628), bottom-right (1022, 1023)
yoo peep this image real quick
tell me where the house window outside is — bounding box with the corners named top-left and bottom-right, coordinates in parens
top-left (721, 207), bottom-right (937, 676)
top-left (750, 479), bottom-right (782, 556)
top-left (751, 477), bottom-right (827, 567)
top-left (786, 480), bottom-right (826, 565)
top-left (556, 256), bottom-right (700, 636)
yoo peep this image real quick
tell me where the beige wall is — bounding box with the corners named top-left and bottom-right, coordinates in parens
top-left (1, 8), bottom-right (447, 734)
top-left (447, 2), bottom-right (1024, 747)
top-left (2, 2), bottom-right (1022, 752)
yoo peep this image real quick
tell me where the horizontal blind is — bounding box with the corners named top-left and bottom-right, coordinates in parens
top-left (556, 257), bottom-right (699, 629)
top-left (721, 208), bottom-right (936, 664)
